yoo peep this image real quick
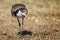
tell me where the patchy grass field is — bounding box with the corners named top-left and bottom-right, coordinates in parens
top-left (0, 0), bottom-right (60, 40)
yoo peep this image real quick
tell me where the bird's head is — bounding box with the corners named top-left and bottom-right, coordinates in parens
top-left (22, 10), bottom-right (27, 17)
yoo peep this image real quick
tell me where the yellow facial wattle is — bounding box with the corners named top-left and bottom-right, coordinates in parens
top-left (22, 13), bottom-right (27, 17)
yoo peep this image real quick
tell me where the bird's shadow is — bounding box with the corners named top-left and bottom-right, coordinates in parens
top-left (17, 30), bottom-right (32, 36)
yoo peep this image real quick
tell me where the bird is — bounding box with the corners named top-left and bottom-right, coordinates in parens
top-left (11, 4), bottom-right (28, 35)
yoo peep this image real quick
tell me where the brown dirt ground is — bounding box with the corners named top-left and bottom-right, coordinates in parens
top-left (0, 0), bottom-right (60, 40)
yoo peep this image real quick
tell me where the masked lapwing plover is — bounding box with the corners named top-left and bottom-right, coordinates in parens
top-left (11, 4), bottom-right (28, 35)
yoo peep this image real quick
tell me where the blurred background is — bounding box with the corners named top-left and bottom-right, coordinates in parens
top-left (0, 0), bottom-right (60, 40)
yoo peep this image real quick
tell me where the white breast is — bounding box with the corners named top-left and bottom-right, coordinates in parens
top-left (17, 10), bottom-right (22, 17)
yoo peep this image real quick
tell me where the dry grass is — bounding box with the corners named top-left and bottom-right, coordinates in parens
top-left (0, 0), bottom-right (60, 40)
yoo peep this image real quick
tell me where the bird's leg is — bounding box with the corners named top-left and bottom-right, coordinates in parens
top-left (17, 18), bottom-right (21, 32)
top-left (17, 17), bottom-right (24, 35)
top-left (21, 17), bottom-right (24, 31)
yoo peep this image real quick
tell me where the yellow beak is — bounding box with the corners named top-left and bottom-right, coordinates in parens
top-left (22, 13), bottom-right (27, 17)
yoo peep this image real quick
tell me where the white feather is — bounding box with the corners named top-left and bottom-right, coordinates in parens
top-left (17, 10), bottom-right (22, 17)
